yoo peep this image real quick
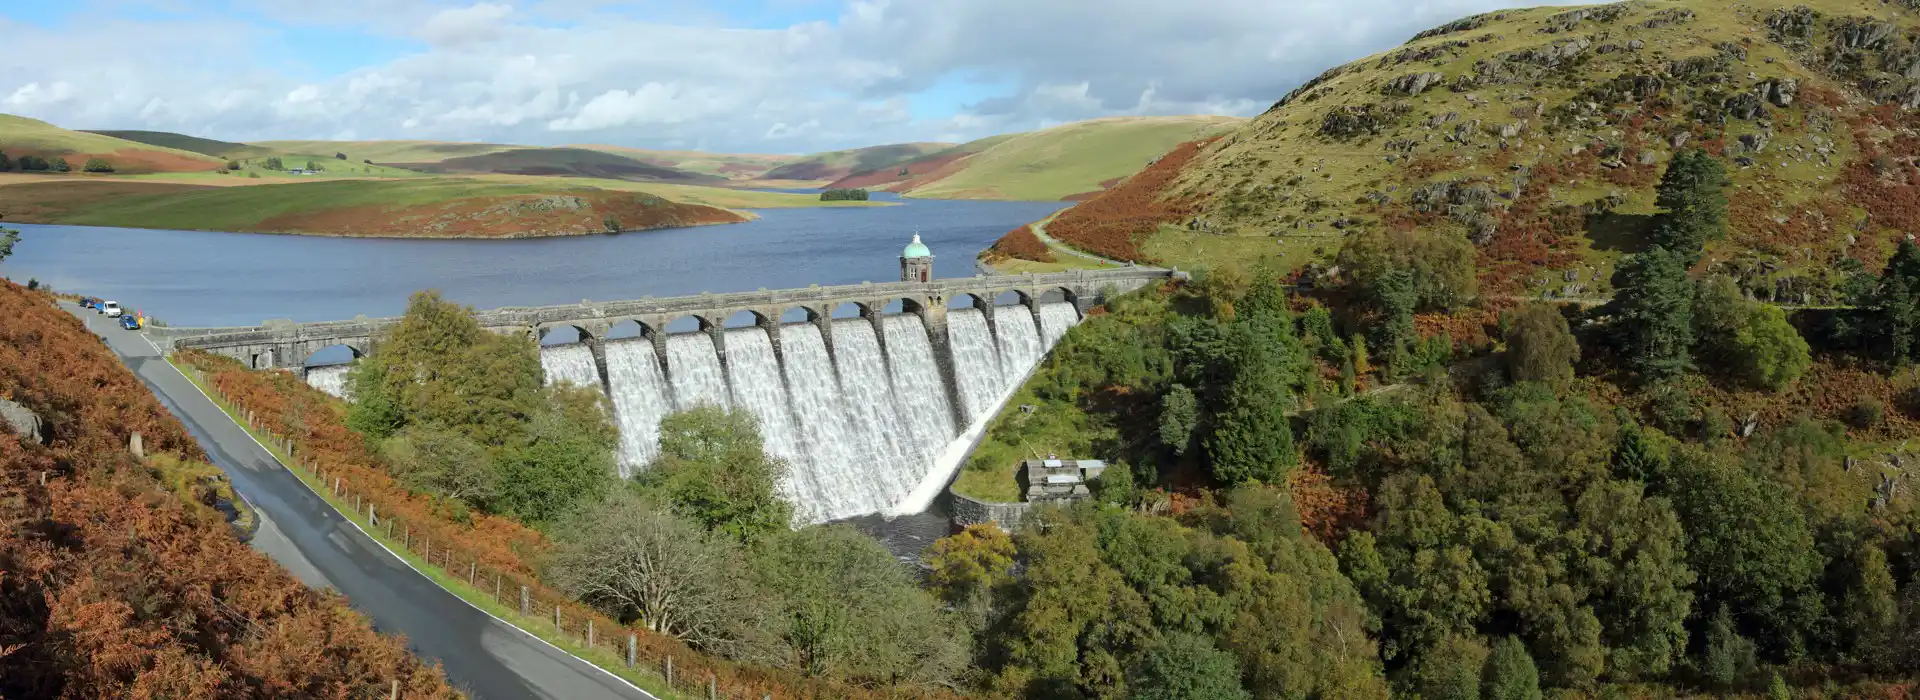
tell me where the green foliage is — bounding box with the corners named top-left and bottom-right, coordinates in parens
top-left (1695, 276), bottom-right (1809, 390)
top-left (819, 188), bottom-right (870, 201)
top-left (924, 524), bottom-right (1015, 614)
top-left (1303, 305), bottom-right (1347, 363)
top-left (1609, 246), bottom-right (1696, 381)
top-left (263, 156), bottom-right (285, 171)
top-left (1668, 448), bottom-right (1824, 659)
top-left (1865, 239), bottom-right (1920, 363)
top-left (382, 426), bottom-right (498, 506)
top-left (755, 526), bottom-right (969, 684)
top-left (636, 407), bottom-right (792, 545)
top-left (492, 384), bottom-right (618, 525)
top-left (0, 151), bottom-right (10, 172)
top-left (50, 157), bottom-right (70, 173)
top-left (1129, 634), bottom-right (1252, 700)
top-left (0, 227), bottom-right (18, 264)
top-left (1337, 227), bottom-right (1478, 311)
top-left (1482, 636), bottom-right (1542, 700)
top-left (1703, 606), bottom-right (1756, 690)
top-left (1839, 545), bottom-right (1899, 668)
top-left (1157, 384), bottom-right (1199, 456)
top-left (1504, 304), bottom-right (1579, 384)
top-left (81, 157), bottom-right (113, 173)
top-left (16, 155), bottom-right (48, 171)
top-left (1651, 150), bottom-right (1729, 261)
top-left (602, 214), bottom-right (622, 233)
top-left (1402, 634), bottom-right (1489, 700)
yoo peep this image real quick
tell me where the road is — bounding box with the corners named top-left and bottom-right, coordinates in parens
top-left (65, 304), bottom-right (654, 700)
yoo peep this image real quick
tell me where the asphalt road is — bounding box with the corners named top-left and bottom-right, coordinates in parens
top-left (65, 304), bottom-right (654, 700)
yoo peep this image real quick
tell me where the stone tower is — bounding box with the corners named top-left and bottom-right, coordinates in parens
top-left (900, 233), bottom-right (933, 283)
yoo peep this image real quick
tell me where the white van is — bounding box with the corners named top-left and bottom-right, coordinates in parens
top-left (100, 301), bottom-right (123, 318)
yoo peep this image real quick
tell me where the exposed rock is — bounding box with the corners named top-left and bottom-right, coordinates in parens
top-left (1766, 6), bottom-right (1818, 43)
top-left (1735, 156), bottom-right (1757, 168)
top-left (1739, 132), bottom-right (1770, 153)
top-left (1724, 92), bottom-right (1768, 120)
top-left (1319, 102), bottom-right (1411, 139)
top-left (1498, 120), bottom-right (1527, 139)
top-left (1, 398), bottom-right (45, 445)
top-left (1640, 8), bottom-right (1694, 30)
top-left (1628, 39), bottom-right (1646, 50)
top-left (1269, 65), bottom-right (1348, 112)
top-left (1413, 12), bottom-right (1498, 41)
top-left (1668, 55), bottom-right (1732, 83)
top-left (1836, 18), bottom-right (1897, 50)
top-left (1384, 71), bottom-right (1446, 96)
top-left (1671, 132), bottom-right (1691, 149)
top-left (1639, 151), bottom-right (1659, 165)
top-left (1757, 77), bottom-right (1798, 107)
top-left (1542, 5), bottom-right (1627, 33)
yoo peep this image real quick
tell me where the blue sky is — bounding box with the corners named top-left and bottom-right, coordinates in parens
top-left (0, 0), bottom-right (1580, 153)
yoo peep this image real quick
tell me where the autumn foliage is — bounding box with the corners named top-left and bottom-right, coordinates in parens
top-left (1044, 138), bottom-right (1214, 262)
top-left (0, 280), bottom-right (458, 699)
top-left (173, 349), bottom-right (962, 700)
top-left (984, 224), bottom-right (1055, 263)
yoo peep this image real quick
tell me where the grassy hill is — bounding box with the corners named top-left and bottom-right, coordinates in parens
top-left (832, 116), bottom-right (1242, 201)
top-left (757, 142), bottom-right (952, 183)
top-left (1016, 0), bottom-right (1920, 304)
top-left (0, 115), bottom-right (225, 173)
top-left (396, 147), bottom-right (724, 183)
top-left (248, 139), bottom-right (523, 164)
top-left (84, 129), bottom-right (270, 159)
top-left (0, 178), bottom-right (748, 238)
top-left (567, 145), bottom-right (799, 180)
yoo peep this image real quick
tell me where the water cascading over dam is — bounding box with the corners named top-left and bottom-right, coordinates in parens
top-left (303, 302), bottom-right (1086, 524)
top-left (307, 365), bottom-right (350, 399)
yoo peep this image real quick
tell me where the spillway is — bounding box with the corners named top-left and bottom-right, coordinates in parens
top-left (993, 308), bottom-right (1043, 393)
top-left (667, 334), bottom-right (729, 411)
top-left (1039, 302), bottom-right (1080, 347)
top-left (603, 339), bottom-right (674, 476)
top-left (306, 365), bottom-right (350, 399)
top-left (724, 328), bottom-right (807, 482)
top-left (520, 303), bottom-right (1087, 524)
top-left (945, 308), bottom-right (1003, 423)
top-left (539, 344), bottom-right (601, 393)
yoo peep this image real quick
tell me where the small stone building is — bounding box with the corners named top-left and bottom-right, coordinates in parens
top-left (1022, 459), bottom-right (1109, 506)
top-left (900, 234), bottom-right (933, 282)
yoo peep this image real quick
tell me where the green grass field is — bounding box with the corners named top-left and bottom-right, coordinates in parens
top-left (0, 114), bottom-right (225, 169)
top-left (906, 116), bottom-right (1241, 201)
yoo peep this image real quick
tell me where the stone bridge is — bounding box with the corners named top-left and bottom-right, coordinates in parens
top-left (152, 268), bottom-right (1181, 423)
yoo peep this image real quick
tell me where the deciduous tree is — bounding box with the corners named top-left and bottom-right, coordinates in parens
top-left (1129, 634), bottom-right (1251, 700)
top-left (1482, 636), bottom-right (1542, 700)
top-left (639, 406), bottom-right (792, 544)
top-left (1504, 303), bottom-right (1579, 384)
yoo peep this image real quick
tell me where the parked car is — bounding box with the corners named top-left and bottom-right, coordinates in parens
top-left (100, 301), bottom-right (122, 317)
top-left (119, 314), bottom-right (142, 330)
top-left (78, 297), bottom-right (95, 309)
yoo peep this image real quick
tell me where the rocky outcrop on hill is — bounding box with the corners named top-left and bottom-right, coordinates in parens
top-left (0, 397), bottom-right (43, 444)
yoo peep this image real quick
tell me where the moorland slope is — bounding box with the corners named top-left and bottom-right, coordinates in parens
top-left (1016, 0), bottom-right (1920, 303)
top-left (0, 115), bottom-right (225, 173)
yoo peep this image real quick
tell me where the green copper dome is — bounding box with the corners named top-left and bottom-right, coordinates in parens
top-left (902, 233), bottom-right (931, 258)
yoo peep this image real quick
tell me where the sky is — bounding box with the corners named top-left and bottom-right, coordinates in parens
top-left (0, 0), bottom-right (1586, 154)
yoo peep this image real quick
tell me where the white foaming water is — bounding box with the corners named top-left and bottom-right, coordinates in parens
top-left (724, 328), bottom-right (808, 483)
top-left (945, 308), bottom-right (1004, 423)
top-left (667, 333), bottom-right (729, 411)
top-left (1039, 302), bottom-right (1081, 347)
top-left (306, 365), bottom-right (350, 399)
top-left (831, 318), bottom-right (923, 468)
top-left (881, 314), bottom-right (958, 461)
top-left (779, 324), bottom-right (906, 523)
top-left (604, 339), bottom-right (675, 477)
top-left (993, 307), bottom-right (1043, 393)
top-left (540, 344), bottom-right (601, 393)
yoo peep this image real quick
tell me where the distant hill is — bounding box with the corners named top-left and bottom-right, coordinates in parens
top-left (0, 114), bottom-right (224, 173)
top-left (1019, 0), bottom-right (1920, 302)
top-left (0, 177), bottom-right (745, 238)
top-left (830, 116), bottom-right (1243, 201)
top-left (567, 145), bottom-right (800, 180)
top-left (248, 140), bottom-right (523, 164)
top-left (396, 147), bottom-right (725, 183)
top-left (84, 130), bottom-right (268, 159)
top-left (758, 142), bottom-right (953, 183)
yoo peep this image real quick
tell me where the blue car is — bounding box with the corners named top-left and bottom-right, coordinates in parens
top-left (119, 314), bottom-right (141, 330)
top-left (78, 297), bottom-right (95, 309)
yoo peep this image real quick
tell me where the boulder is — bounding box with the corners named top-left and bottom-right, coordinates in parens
top-left (1757, 77), bottom-right (1798, 107)
top-left (1, 398), bottom-right (45, 445)
top-left (1385, 71), bottom-right (1446, 96)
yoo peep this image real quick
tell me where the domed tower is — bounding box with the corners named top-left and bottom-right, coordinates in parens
top-left (900, 233), bottom-right (933, 283)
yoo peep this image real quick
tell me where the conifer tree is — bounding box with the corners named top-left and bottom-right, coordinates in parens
top-left (1610, 246), bottom-right (1696, 381)
top-left (1652, 149), bottom-right (1729, 261)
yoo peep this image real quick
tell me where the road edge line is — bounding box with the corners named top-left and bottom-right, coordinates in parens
top-left (159, 352), bottom-right (664, 700)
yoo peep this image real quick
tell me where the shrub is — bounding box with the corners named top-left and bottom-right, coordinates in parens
top-left (1504, 304), bottom-right (1579, 384)
top-left (819, 188), bottom-right (869, 201)
top-left (81, 157), bottom-right (114, 173)
top-left (1848, 398), bottom-right (1885, 430)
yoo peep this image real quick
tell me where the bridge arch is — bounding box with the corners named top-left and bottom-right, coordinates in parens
top-left (946, 292), bottom-right (995, 312)
top-left (603, 318), bottom-right (660, 340)
top-left (778, 307), bottom-right (818, 324)
top-left (1039, 287), bottom-right (1079, 306)
top-left (880, 297), bottom-right (928, 316)
top-left (303, 343), bottom-right (364, 367)
top-left (830, 301), bottom-right (872, 319)
top-left (992, 289), bottom-right (1033, 307)
top-left (720, 309), bottom-right (771, 329)
top-left (535, 323), bottom-right (596, 346)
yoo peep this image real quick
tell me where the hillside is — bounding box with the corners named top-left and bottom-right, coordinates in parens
top-left (757, 142), bottom-right (952, 182)
top-left (0, 114), bottom-right (225, 173)
top-left (0, 280), bottom-right (458, 697)
top-left (1017, 0), bottom-right (1920, 303)
top-left (832, 116), bottom-right (1243, 201)
top-left (249, 139), bottom-right (523, 164)
top-left (84, 129), bottom-right (270, 159)
top-left (567, 145), bottom-right (799, 180)
top-left (396, 147), bottom-right (724, 183)
top-left (0, 178), bottom-right (747, 238)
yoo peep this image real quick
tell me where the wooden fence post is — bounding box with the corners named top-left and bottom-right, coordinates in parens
top-left (390, 679), bottom-right (399, 699)
top-left (520, 586), bottom-right (530, 617)
top-left (495, 574), bottom-right (501, 602)
top-left (368, 504), bottom-right (376, 527)
top-left (423, 537), bottom-right (430, 564)
top-left (554, 606), bottom-right (561, 636)
top-left (587, 619), bottom-right (594, 648)
top-left (626, 633), bottom-right (636, 668)
top-left (468, 558), bottom-right (476, 585)
top-left (707, 674), bottom-right (716, 700)
top-left (665, 655), bottom-right (674, 687)
top-left (404, 524), bottom-right (410, 550)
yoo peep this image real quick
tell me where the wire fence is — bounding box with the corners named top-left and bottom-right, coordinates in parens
top-left (199, 375), bottom-right (798, 700)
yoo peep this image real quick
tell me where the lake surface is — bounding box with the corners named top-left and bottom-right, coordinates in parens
top-left (3, 192), bottom-right (1068, 327)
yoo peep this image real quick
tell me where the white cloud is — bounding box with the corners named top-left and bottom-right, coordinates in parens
top-left (0, 0), bottom-right (1591, 152)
